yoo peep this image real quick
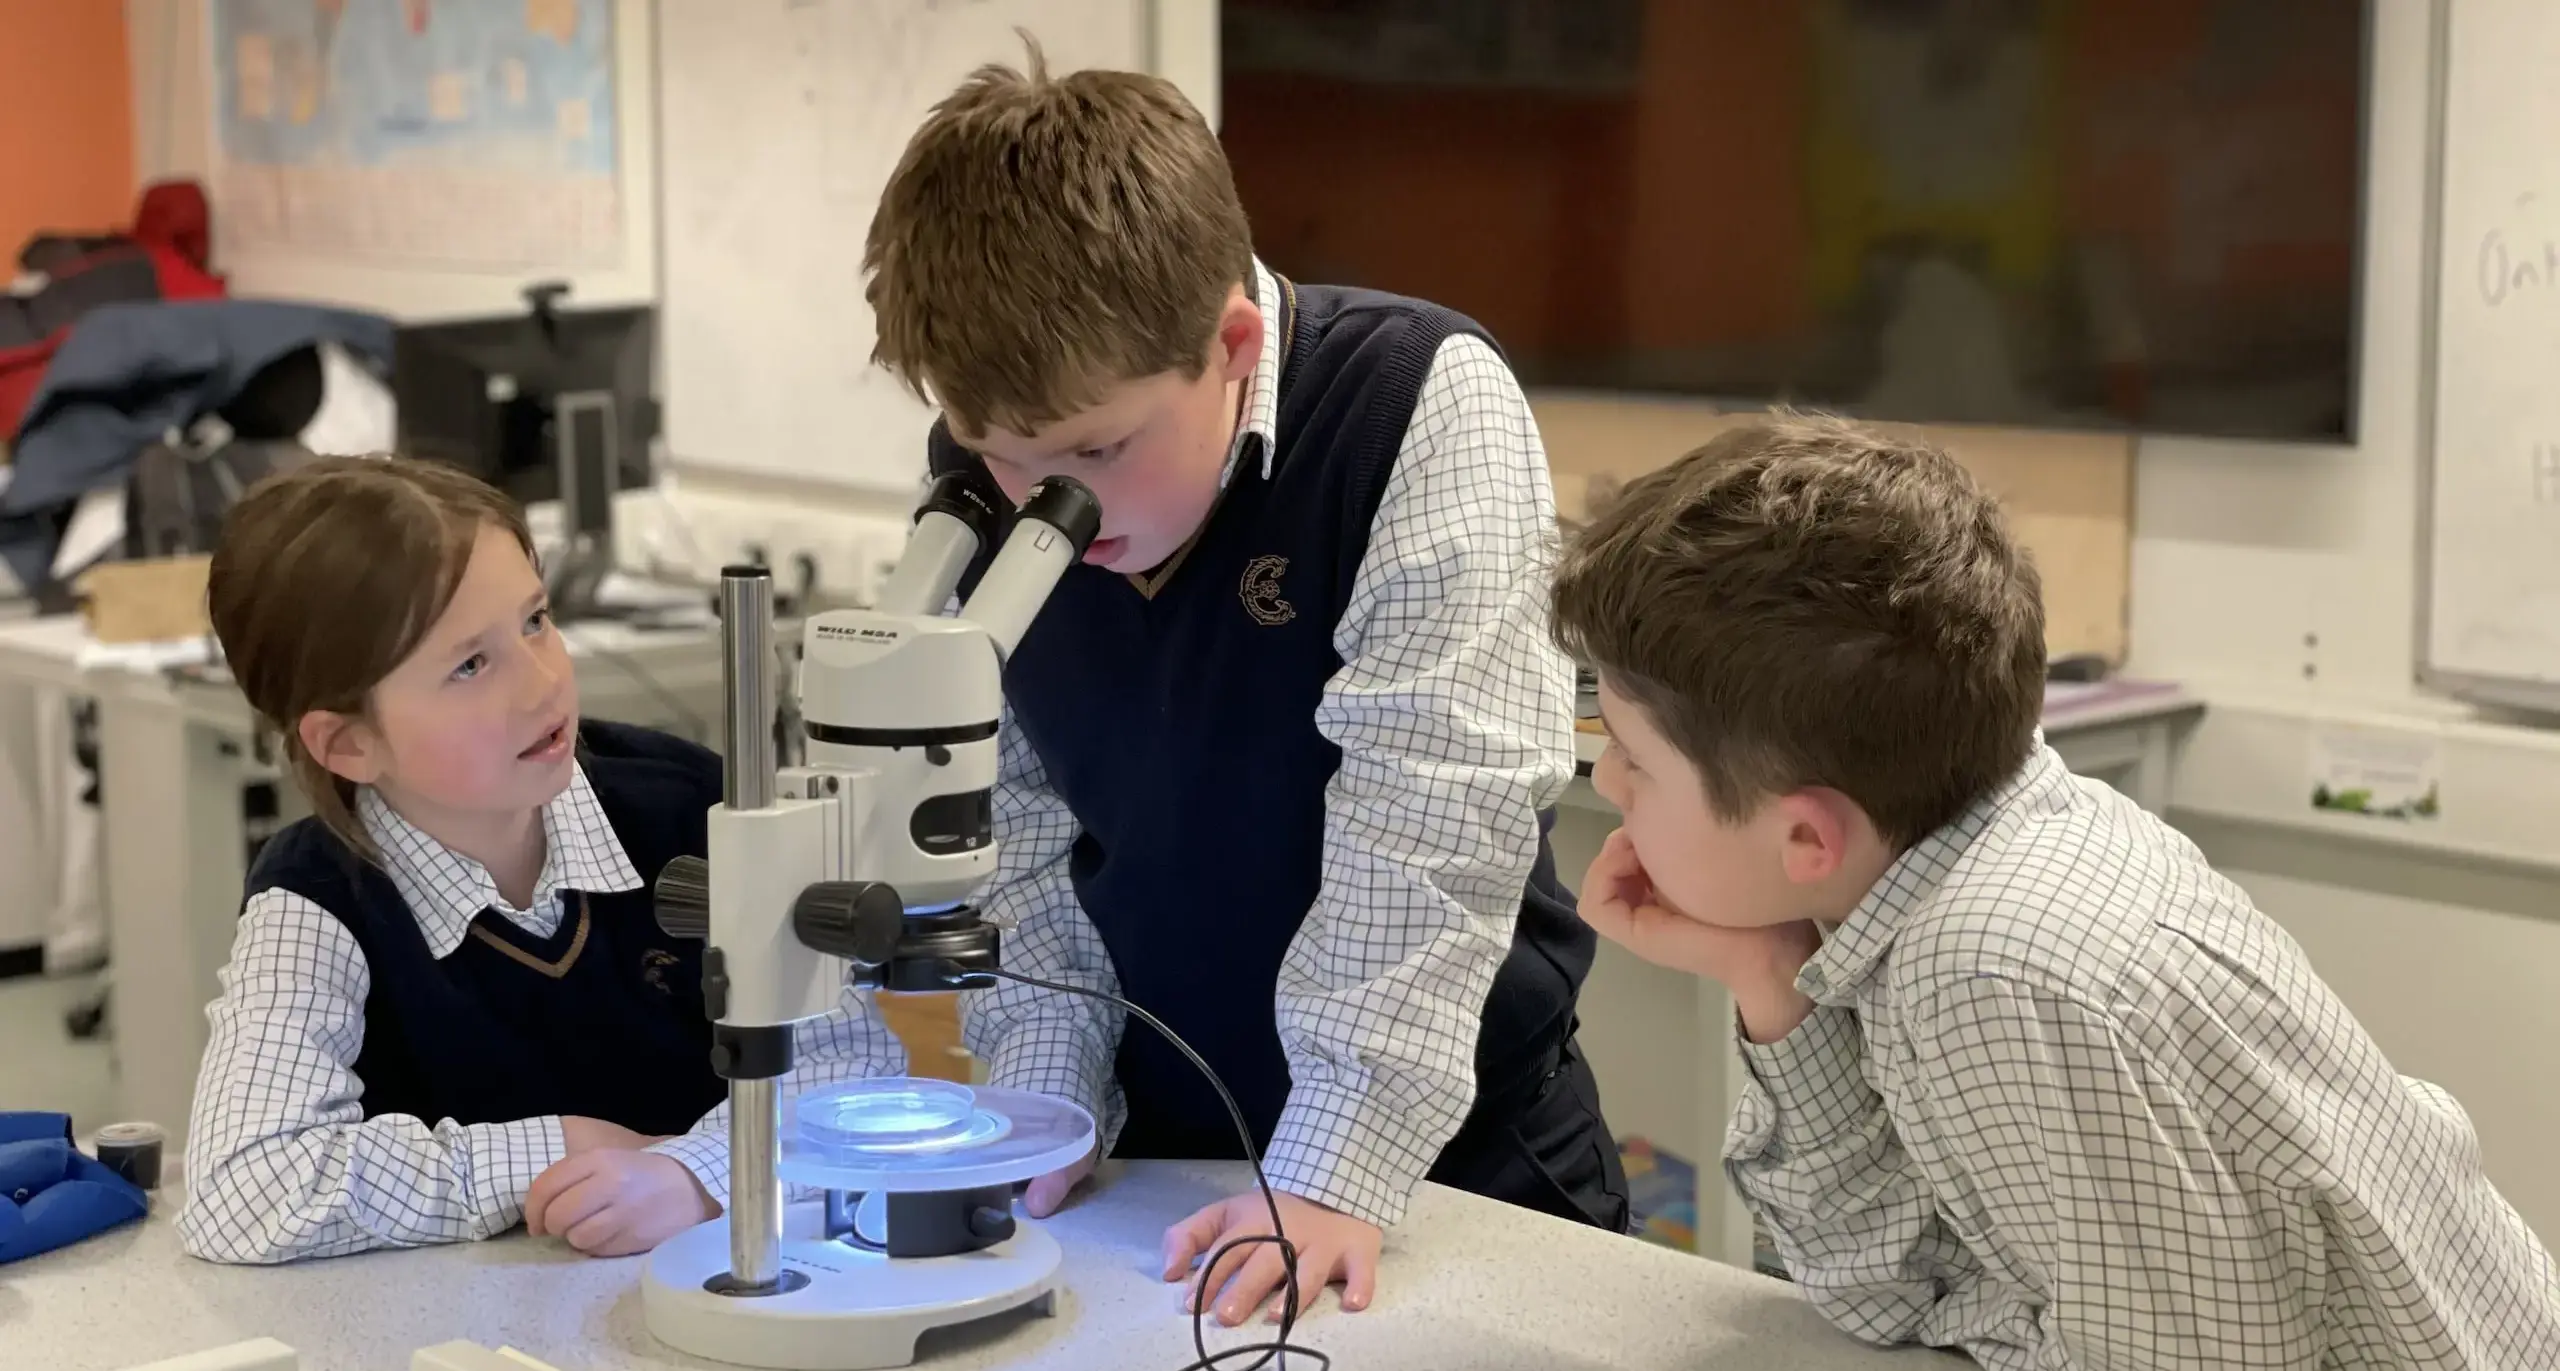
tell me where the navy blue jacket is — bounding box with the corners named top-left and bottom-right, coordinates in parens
top-left (1, 299), bottom-right (392, 587)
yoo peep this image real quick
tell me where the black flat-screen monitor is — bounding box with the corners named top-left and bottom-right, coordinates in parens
top-left (1221, 0), bottom-right (2370, 442)
top-left (393, 301), bottom-right (655, 513)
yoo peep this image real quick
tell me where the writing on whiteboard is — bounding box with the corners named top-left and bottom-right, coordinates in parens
top-left (2536, 443), bottom-right (2560, 504)
top-left (2477, 228), bottom-right (2560, 307)
top-left (2476, 194), bottom-right (2560, 307)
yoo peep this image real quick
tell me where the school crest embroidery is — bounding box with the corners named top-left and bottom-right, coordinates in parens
top-left (640, 948), bottom-right (680, 994)
top-left (1240, 555), bottom-right (1296, 626)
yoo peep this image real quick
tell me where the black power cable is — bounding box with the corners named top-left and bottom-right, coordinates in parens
top-left (951, 967), bottom-right (1331, 1371)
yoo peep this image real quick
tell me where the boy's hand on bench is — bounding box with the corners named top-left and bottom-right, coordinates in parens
top-left (525, 1149), bottom-right (719, 1257)
top-left (1022, 1144), bottom-right (1098, 1218)
top-left (1166, 1190), bottom-right (1381, 1326)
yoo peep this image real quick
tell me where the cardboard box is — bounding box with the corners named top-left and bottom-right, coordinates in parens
top-left (875, 992), bottom-right (972, 1083)
top-left (77, 554), bottom-right (212, 644)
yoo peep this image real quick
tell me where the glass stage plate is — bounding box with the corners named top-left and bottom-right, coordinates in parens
top-left (777, 1081), bottom-right (1095, 1194)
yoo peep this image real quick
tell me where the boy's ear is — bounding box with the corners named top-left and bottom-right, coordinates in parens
top-left (298, 709), bottom-right (386, 787)
top-left (1773, 788), bottom-right (1861, 886)
top-left (1213, 286), bottom-right (1263, 385)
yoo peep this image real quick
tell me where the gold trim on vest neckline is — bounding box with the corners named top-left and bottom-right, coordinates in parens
top-left (466, 891), bottom-right (592, 980)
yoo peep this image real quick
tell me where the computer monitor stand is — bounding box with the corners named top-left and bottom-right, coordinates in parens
top-left (547, 388), bottom-right (624, 624)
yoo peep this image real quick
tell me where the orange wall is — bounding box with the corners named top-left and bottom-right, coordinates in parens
top-left (0, 0), bottom-right (135, 263)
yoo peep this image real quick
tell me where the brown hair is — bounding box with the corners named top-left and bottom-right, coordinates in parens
top-left (208, 456), bottom-right (536, 861)
top-left (1553, 414), bottom-right (2046, 846)
top-left (862, 36), bottom-right (1255, 438)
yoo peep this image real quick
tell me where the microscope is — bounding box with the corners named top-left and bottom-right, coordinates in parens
top-left (640, 471), bottom-right (1104, 1371)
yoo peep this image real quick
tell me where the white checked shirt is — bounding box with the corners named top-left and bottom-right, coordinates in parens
top-left (1729, 743), bottom-right (2560, 1369)
top-left (911, 258), bottom-right (1579, 1229)
top-left (178, 765), bottom-right (899, 1264)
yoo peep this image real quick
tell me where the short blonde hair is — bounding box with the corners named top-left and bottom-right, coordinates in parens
top-left (862, 39), bottom-right (1255, 438)
top-left (1553, 415), bottom-right (2047, 845)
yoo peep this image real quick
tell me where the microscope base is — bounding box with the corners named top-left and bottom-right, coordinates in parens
top-left (641, 1201), bottom-right (1063, 1370)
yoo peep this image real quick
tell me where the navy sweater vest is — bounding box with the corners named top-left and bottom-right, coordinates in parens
top-left (931, 282), bottom-right (1594, 1163)
top-left (244, 720), bottom-right (725, 1137)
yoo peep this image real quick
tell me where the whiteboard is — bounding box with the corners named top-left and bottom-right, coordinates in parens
top-left (657, 0), bottom-right (1149, 496)
top-left (2425, 0), bottom-right (2560, 707)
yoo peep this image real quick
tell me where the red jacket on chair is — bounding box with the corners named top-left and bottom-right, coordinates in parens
top-left (2, 180), bottom-right (227, 443)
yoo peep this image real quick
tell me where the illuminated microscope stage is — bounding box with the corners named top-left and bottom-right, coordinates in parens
top-left (643, 1081), bottom-right (1097, 1371)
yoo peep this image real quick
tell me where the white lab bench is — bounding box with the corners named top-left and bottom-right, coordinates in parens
top-left (9, 1162), bottom-right (1962, 1371)
top-left (1558, 684), bottom-right (2203, 1268)
top-left (0, 610), bottom-right (729, 1146)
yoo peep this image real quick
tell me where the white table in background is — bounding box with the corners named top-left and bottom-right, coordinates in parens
top-left (0, 600), bottom-right (83, 968)
top-left (0, 611), bottom-right (730, 1148)
top-left (1559, 683), bottom-right (2204, 1269)
top-left (5, 1162), bottom-right (1959, 1371)
top-left (2035, 680), bottom-right (2204, 813)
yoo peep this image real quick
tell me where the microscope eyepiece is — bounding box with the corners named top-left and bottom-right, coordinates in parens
top-left (914, 469), bottom-right (1007, 544)
top-left (957, 475), bottom-right (1102, 658)
top-left (1017, 476), bottom-right (1102, 558)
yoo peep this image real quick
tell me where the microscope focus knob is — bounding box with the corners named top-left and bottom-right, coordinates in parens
top-left (968, 1204), bottom-right (1016, 1245)
top-left (792, 881), bottom-right (905, 968)
top-left (654, 855), bottom-right (711, 940)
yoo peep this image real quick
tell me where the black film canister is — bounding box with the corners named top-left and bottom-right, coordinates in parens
top-left (94, 1121), bottom-right (166, 1190)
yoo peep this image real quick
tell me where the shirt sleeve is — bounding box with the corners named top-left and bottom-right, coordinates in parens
top-left (647, 980), bottom-right (912, 1207)
top-left (956, 704), bottom-right (1128, 1151)
top-left (177, 890), bottom-right (565, 1264)
top-left (1266, 331), bottom-right (1579, 1229)
top-left (1743, 973), bottom-right (2560, 1371)
top-left (1722, 1004), bottom-right (1991, 1353)
top-left (1890, 976), bottom-right (2560, 1371)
